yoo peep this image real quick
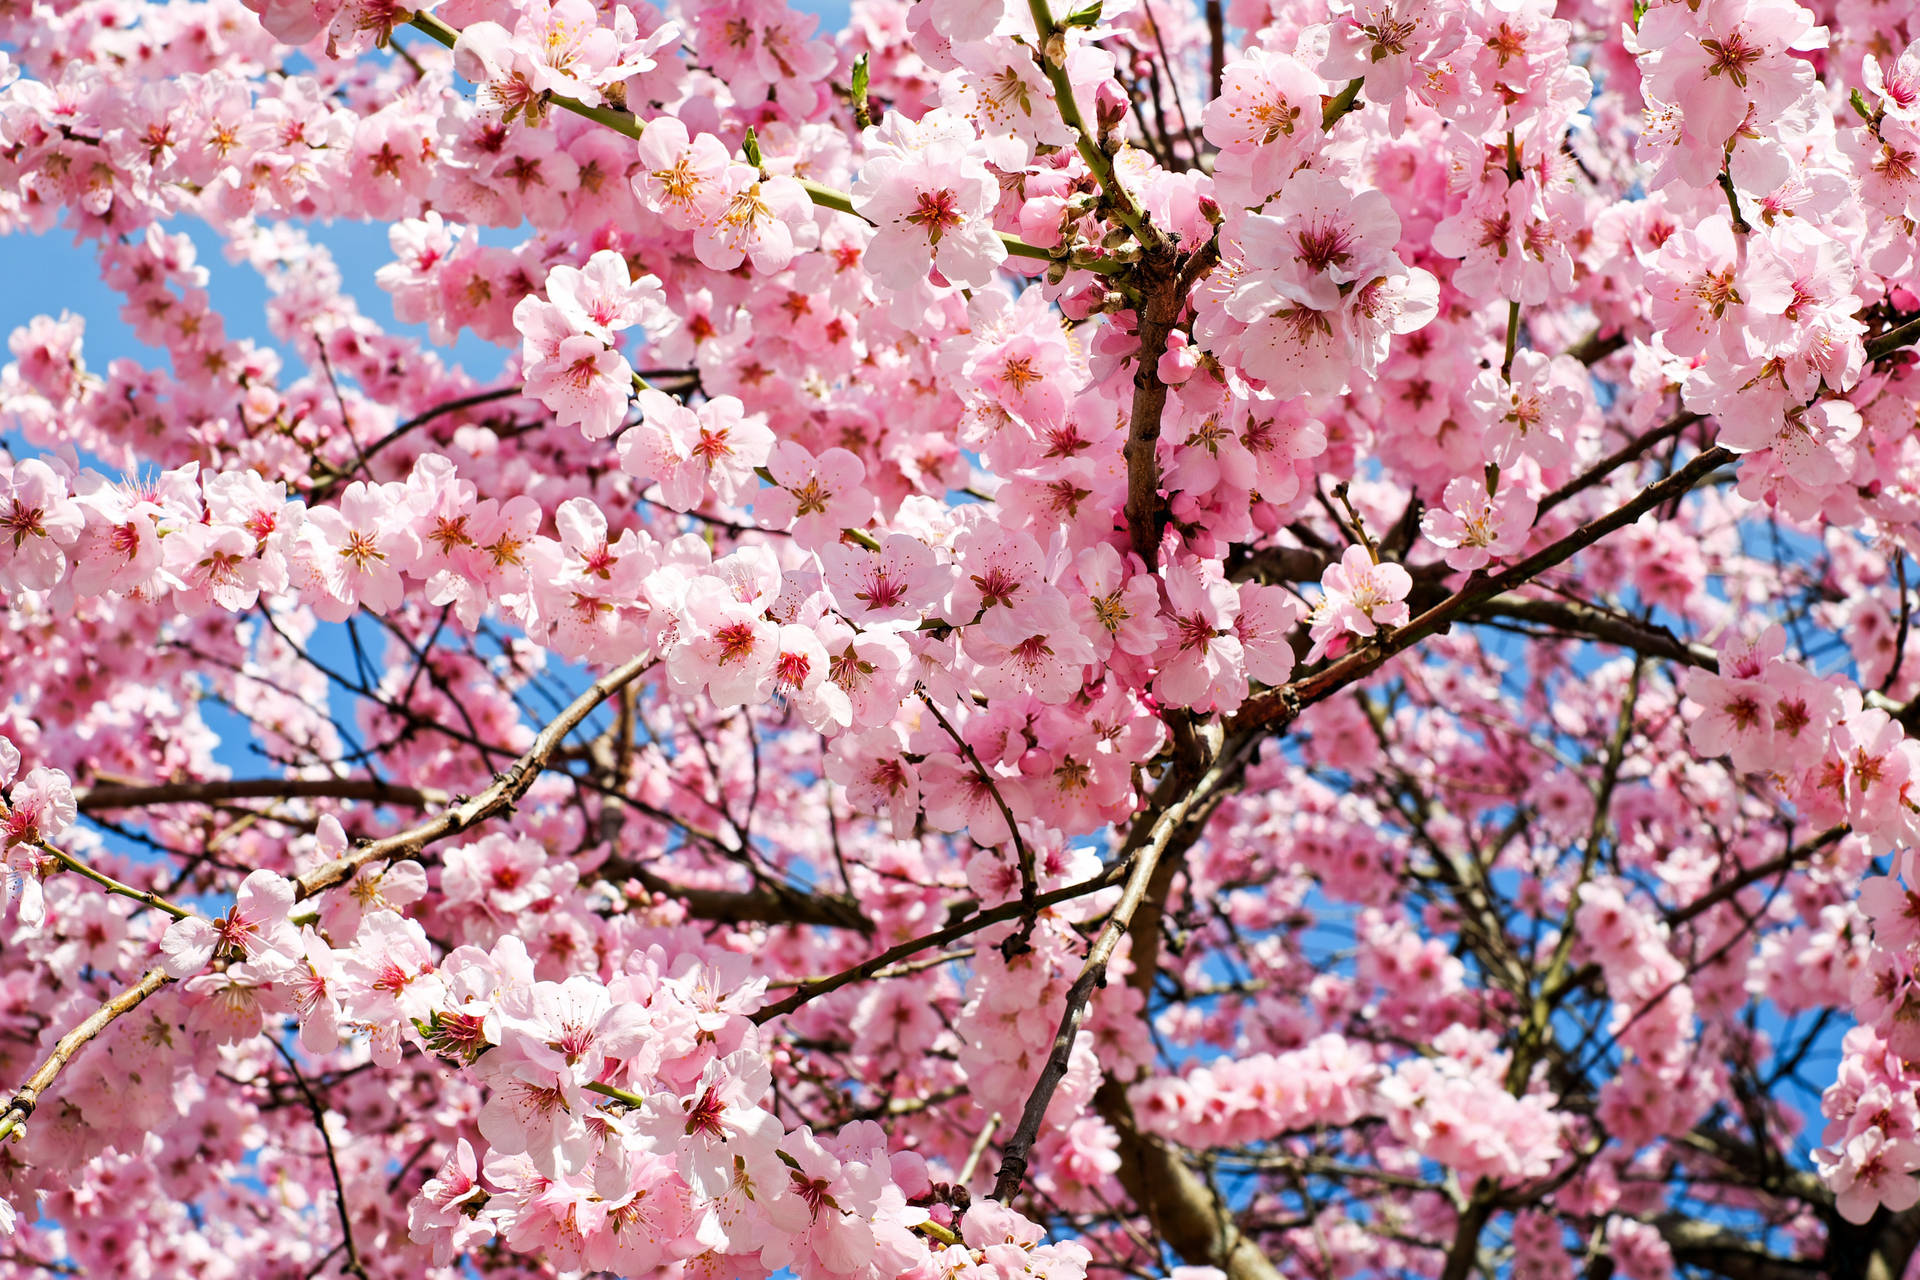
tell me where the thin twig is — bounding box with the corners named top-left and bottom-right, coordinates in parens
top-left (33, 840), bottom-right (193, 920)
top-left (0, 966), bottom-right (172, 1144)
top-left (918, 688), bottom-right (1035, 930)
top-left (751, 864), bottom-right (1130, 1024)
top-left (1884, 553), bottom-right (1910, 695)
top-left (294, 655), bottom-right (656, 900)
top-left (270, 1038), bottom-right (368, 1279)
top-left (1233, 446), bottom-right (1737, 734)
top-left (959, 1111), bottom-right (1002, 1187)
top-left (990, 738), bottom-right (1248, 1203)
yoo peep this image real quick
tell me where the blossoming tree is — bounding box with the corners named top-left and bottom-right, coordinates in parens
top-left (2, 0), bottom-right (1920, 1273)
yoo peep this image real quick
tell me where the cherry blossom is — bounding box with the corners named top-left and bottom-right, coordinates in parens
top-left (0, 0), bottom-right (1917, 1276)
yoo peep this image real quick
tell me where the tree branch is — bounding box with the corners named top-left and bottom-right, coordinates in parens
top-left (1122, 263), bottom-right (1188, 568)
top-left (293, 655), bottom-right (657, 901)
top-left (79, 778), bottom-right (448, 812)
top-left (750, 864), bottom-right (1132, 1024)
top-left (270, 1037), bottom-right (368, 1279)
top-left (1232, 445), bottom-right (1735, 736)
top-left (990, 734), bottom-right (1249, 1203)
top-left (0, 966), bottom-right (172, 1144)
top-left (918, 688), bottom-right (1034, 927)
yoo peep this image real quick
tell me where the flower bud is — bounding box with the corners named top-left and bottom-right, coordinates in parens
top-left (1095, 80), bottom-right (1128, 135)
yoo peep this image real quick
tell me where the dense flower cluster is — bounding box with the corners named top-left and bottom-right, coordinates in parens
top-left (2, 0), bottom-right (1920, 1273)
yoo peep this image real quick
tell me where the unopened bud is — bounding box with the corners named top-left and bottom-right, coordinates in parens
top-left (1095, 80), bottom-right (1128, 135)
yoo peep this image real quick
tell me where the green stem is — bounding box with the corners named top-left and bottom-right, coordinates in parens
top-left (1321, 78), bottom-right (1365, 130)
top-left (1501, 300), bottom-right (1521, 383)
top-left (406, 10), bottom-right (456, 47)
top-left (798, 177), bottom-right (861, 219)
top-left (38, 840), bottom-right (193, 920)
top-left (1022, 0), bottom-right (1164, 253)
top-left (586, 1080), bottom-right (648, 1107)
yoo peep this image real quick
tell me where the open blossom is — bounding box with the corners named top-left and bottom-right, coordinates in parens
top-left (827, 728), bottom-right (921, 838)
top-left (635, 1049), bottom-right (784, 1197)
top-left (298, 482), bottom-right (419, 622)
top-left (0, 458), bottom-right (83, 591)
top-left (1633, 0), bottom-right (1827, 183)
top-left (1645, 215), bottom-right (1750, 362)
top-left (1, 763), bottom-right (69, 845)
top-left (1742, 222), bottom-right (1867, 395)
top-left (693, 164), bottom-right (813, 274)
top-left (542, 250), bottom-right (665, 345)
top-left (1235, 582), bottom-right (1302, 685)
top-left (947, 524), bottom-right (1046, 621)
top-left (1156, 559), bottom-right (1248, 713)
top-left (1818, 1126), bottom-right (1920, 1224)
top-left (969, 584), bottom-right (1098, 704)
top-left (338, 910), bottom-right (444, 1066)
top-left (1466, 350), bottom-right (1588, 469)
top-left (668, 575), bottom-right (781, 708)
top-left (514, 254), bottom-right (668, 440)
top-left (453, 0), bottom-right (669, 124)
top-left (1323, 0), bottom-right (1466, 111)
top-left (410, 1140), bottom-right (491, 1266)
top-left (165, 523), bottom-right (265, 612)
top-left (1421, 476), bottom-right (1536, 571)
top-left (1306, 545), bottom-right (1413, 663)
top-left (620, 390), bottom-right (773, 511)
top-left (1204, 49), bottom-right (1327, 202)
top-left (159, 869), bottom-right (301, 978)
top-left (1066, 543), bottom-right (1166, 660)
top-left (855, 109), bottom-right (1007, 293)
top-left (633, 117), bottom-right (732, 228)
top-left (823, 534), bottom-right (948, 628)
top-left (757, 442), bottom-right (875, 549)
top-left (1233, 174), bottom-right (1403, 312)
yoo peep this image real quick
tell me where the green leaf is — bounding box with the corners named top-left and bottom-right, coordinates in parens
top-left (850, 53), bottom-right (872, 129)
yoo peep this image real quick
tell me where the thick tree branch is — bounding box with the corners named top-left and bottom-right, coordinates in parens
top-left (79, 777), bottom-right (448, 812)
top-left (1095, 1079), bottom-right (1283, 1280)
top-left (1655, 1217), bottom-right (1822, 1280)
top-left (1122, 263), bottom-right (1189, 568)
top-left (607, 859), bottom-right (873, 932)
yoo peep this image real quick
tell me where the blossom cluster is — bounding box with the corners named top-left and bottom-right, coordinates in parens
top-left (0, 0), bottom-right (1919, 1273)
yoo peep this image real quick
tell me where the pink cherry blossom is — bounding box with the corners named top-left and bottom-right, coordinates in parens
top-left (1306, 545), bottom-right (1413, 663)
top-left (1421, 475), bottom-right (1537, 571)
